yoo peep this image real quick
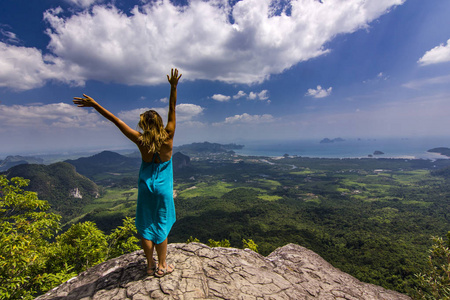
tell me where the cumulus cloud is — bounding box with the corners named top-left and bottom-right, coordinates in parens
top-left (233, 90), bottom-right (247, 99)
top-left (177, 103), bottom-right (204, 122)
top-left (65, 0), bottom-right (104, 8)
top-left (306, 85), bottom-right (333, 98)
top-left (212, 94), bottom-right (231, 102)
top-left (223, 113), bottom-right (274, 124)
top-left (0, 0), bottom-right (403, 90)
top-left (0, 42), bottom-right (84, 90)
top-left (257, 90), bottom-right (269, 100)
top-left (117, 103), bottom-right (204, 124)
top-left (248, 90), bottom-right (270, 101)
top-left (0, 103), bottom-right (104, 129)
top-left (418, 39), bottom-right (450, 66)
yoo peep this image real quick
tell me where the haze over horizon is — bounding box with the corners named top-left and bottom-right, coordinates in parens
top-left (1, 0), bottom-right (450, 156)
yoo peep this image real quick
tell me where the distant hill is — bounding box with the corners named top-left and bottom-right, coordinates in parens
top-left (0, 155), bottom-right (44, 172)
top-left (4, 162), bottom-right (99, 221)
top-left (428, 147), bottom-right (450, 157)
top-left (173, 152), bottom-right (190, 169)
top-left (320, 138), bottom-right (345, 144)
top-left (65, 150), bottom-right (141, 179)
top-left (174, 142), bottom-right (244, 156)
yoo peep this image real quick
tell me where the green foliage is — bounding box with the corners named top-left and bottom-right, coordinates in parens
top-left (47, 221), bottom-right (108, 273)
top-left (0, 175), bottom-right (61, 300)
top-left (168, 156), bottom-right (450, 295)
top-left (23, 151), bottom-right (450, 296)
top-left (186, 236), bottom-right (199, 243)
top-left (208, 238), bottom-right (231, 248)
top-left (414, 232), bottom-right (450, 300)
top-left (242, 239), bottom-right (259, 253)
top-left (106, 216), bottom-right (140, 258)
top-left (0, 175), bottom-right (139, 300)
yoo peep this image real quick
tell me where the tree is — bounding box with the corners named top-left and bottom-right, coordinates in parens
top-left (0, 176), bottom-right (66, 299)
top-left (415, 232), bottom-right (450, 300)
top-left (0, 176), bottom-right (140, 299)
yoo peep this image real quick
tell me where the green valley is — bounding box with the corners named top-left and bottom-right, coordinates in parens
top-left (4, 148), bottom-right (450, 296)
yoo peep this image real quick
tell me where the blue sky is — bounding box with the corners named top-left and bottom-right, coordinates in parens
top-left (1, 0), bottom-right (450, 156)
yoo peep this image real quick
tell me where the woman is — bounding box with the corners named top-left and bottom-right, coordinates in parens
top-left (73, 68), bottom-right (181, 277)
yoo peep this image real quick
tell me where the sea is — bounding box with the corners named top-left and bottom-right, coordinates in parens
top-left (233, 137), bottom-right (450, 160)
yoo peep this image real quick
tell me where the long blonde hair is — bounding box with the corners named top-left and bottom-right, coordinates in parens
top-left (138, 110), bottom-right (169, 153)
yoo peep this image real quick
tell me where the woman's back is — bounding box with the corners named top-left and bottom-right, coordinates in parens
top-left (138, 138), bottom-right (173, 163)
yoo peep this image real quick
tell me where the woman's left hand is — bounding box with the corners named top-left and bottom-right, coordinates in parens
top-left (167, 68), bottom-right (182, 88)
top-left (73, 94), bottom-right (98, 107)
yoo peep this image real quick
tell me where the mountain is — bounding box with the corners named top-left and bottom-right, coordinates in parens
top-left (0, 155), bottom-right (44, 172)
top-left (173, 142), bottom-right (244, 156)
top-left (65, 150), bottom-right (141, 179)
top-left (35, 243), bottom-right (410, 300)
top-left (172, 152), bottom-right (190, 169)
top-left (4, 162), bottom-right (99, 220)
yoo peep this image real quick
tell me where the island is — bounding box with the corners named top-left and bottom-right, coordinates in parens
top-left (320, 137), bottom-right (346, 144)
top-left (427, 147), bottom-right (450, 157)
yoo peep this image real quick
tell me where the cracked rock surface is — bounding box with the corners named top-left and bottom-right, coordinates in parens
top-left (36, 243), bottom-right (411, 300)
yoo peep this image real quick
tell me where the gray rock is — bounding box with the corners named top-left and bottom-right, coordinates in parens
top-left (36, 243), bottom-right (411, 300)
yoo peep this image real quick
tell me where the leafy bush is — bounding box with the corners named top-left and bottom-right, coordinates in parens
top-left (186, 236), bottom-right (200, 243)
top-left (208, 238), bottom-right (231, 248)
top-left (415, 232), bottom-right (450, 300)
top-left (106, 216), bottom-right (140, 258)
top-left (0, 176), bottom-right (64, 299)
top-left (0, 175), bottom-right (140, 299)
top-left (242, 239), bottom-right (259, 253)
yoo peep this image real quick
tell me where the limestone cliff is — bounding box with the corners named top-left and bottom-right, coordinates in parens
top-left (36, 243), bottom-right (411, 300)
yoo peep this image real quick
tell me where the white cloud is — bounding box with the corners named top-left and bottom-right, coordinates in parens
top-left (248, 90), bottom-right (270, 102)
top-left (159, 97), bottom-right (168, 103)
top-left (257, 90), bottom-right (269, 100)
top-left (306, 85), bottom-right (333, 98)
top-left (0, 28), bottom-right (21, 44)
top-left (223, 113), bottom-right (274, 124)
top-left (177, 103), bottom-right (204, 122)
top-left (402, 75), bottom-right (450, 89)
top-left (117, 103), bottom-right (204, 124)
top-left (233, 90), bottom-right (247, 99)
top-left (363, 72), bottom-right (389, 83)
top-left (418, 39), bottom-right (450, 66)
top-left (0, 42), bottom-right (84, 90)
top-left (65, 0), bottom-right (104, 8)
top-left (212, 94), bottom-right (231, 102)
top-left (0, 103), bottom-right (105, 129)
top-left (248, 92), bottom-right (257, 100)
top-left (0, 0), bottom-right (401, 90)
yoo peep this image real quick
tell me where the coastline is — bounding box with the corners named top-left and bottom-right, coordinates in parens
top-left (233, 138), bottom-right (450, 160)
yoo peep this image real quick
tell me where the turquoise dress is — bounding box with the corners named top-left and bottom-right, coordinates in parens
top-left (135, 153), bottom-right (176, 244)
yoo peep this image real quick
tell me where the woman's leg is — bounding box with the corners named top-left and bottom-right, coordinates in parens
top-left (155, 238), bottom-right (173, 275)
top-left (141, 238), bottom-right (156, 270)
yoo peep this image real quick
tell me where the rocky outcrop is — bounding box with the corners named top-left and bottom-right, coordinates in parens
top-left (172, 152), bottom-right (190, 170)
top-left (36, 243), bottom-right (410, 300)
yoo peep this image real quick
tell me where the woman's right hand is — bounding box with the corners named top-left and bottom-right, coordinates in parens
top-left (73, 94), bottom-right (98, 107)
top-left (167, 68), bottom-right (182, 88)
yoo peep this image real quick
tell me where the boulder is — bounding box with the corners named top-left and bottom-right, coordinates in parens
top-left (36, 243), bottom-right (410, 300)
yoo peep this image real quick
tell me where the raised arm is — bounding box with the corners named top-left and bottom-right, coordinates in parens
top-left (73, 94), bottom-right (141, 144)
top-left (165, 68), bottom-right (182, 138)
